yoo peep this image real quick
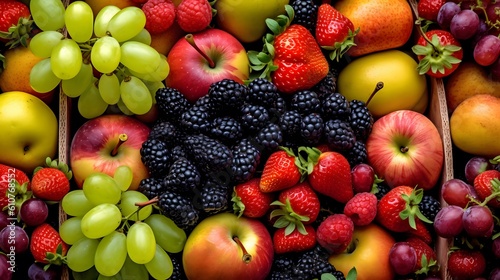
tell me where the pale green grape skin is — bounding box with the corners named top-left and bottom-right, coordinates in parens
top-left (78, 77), bottom-right (109, 119)
top-left (98, 73), bottom-right (121, 105)
top-left (119, 255), bottom-right (149, 279)
top-left (59, 216), bottom-right (85, 245)
top-left (119, 191), bottom-right (152, 221)
top-left (107, 7), bottom-right (146, 42)
top-left (144, 214), bottom-right (186, 254)
top-left (66, 237), bottom-right (100, 272)
top-left (62, 62), bottom-right (94, 98)
top-left (81, 203), bottom-right (122, 239)
top-left (120, 76), bottom-right (153, 115)
top-left (91, 36), bottom-right (121, 74)
top-left (29, 31), bottom-right (65, 58)
top-left (145, 244), bottom-right (173, 280)
top-left (29, 58), bottom-right (61, 93)
top-left (116, 98), bottom-right (134, 116)
top-left (143, 80), bottom-right (165, 102)
top-left (65, 1), bottom-right (94, 43)
top-left (94, 5), bottom-right (121, 38)
top-left (127, 55), bottom-right (169, 82)
top-left (113, 165), bottom-right (133, 191)
top-left (62, 189), bottom-right (94, 217)
top-left (120, 41), bottom-right (161, 74)
top-left (94, 231), bottom-right (127, 277)
top-left (126, 222), bottom-right (156, 264)
top-left (82, 172), bottom-right (122, 205)
top-left (50, 38), bottom-right (83, 80)
top-left (127, 28), bottom-right (151, 45)
top-left (71, 266), bottom-right (100, 280)
top-left (30, 0), bottom-right (65, 31)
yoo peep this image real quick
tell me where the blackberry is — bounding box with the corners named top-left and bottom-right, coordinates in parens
top-left (344, 140), bottom-right (368, 167)
top-left (169, 253), bottom-right (187, 280)
top-left (279, 110), bottom-right (302, 138)
top-left (272, 254), bottom-right (296, 272)
top-left (268, 270), bottom-right (292, 280)
top-left (300, 113), bottom-right (324, 145)
top-left (374, 183), bottom-right (391, 201)
top-left (184, 134), bottom-right (233, 173)
top-left (290, 0), bottom-right (318, 34)
top-left (324, 119), bottom-right (356, 151)
top-left (148, 120), bottom-right (182, 148)
top-left (349, 100), bottom-right (374, 141)
top-left (180, 104), bottom-right (213, 135)
top-left (169, 145), bottom-right (188, 164)
top-left (331, 271), bottom-right (346, 280)
top-left (198, 178), bottom-right (231, 215)
top-left (292, 249), bottom-right (335, 279)
top-left (230, 138), bottom-right (262, 184)
top-left (138, 177), bottom-right (164, 199)
top-left (155, 87), bottom-right (190, 120)
top-left (164, 158), bottom-right (201, 194)
top-left (419, 195), bottom-right (441, 222)
top-left (246, 78), bottom-right (279, 106)
top-left (158, 190), bottom-right (199, 230)
top-left (140, 138), bottom-right (170, 177)
top-left (313, 70), bottom-right (337, 99)
top-left (209, 116), bottom-right (243, 145)
top-left (208, 78), bottom-right (247, 110)
top-left (290, 90), bottom-right (321, 115)
top-left (321, 92), bottom-right (350, 121)
top-left (254, 123), bottom-right (283, 152)
top-left (240, 103), bottom-right (270, 134)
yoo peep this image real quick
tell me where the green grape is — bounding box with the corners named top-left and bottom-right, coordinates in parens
top-left (66, 237), bottom-right (100, 272)
top-left (97, 274), bottom-right (121, 280)
top-left (127, 28), bottom-right (151, 45)
top-left (98, 73), bottom-right (121, 104)
top-left (119, 191), bottom-right (152, 221)
top-left (120, 76), bottom-right (153, 115)
top-left (65, 1), bottom-right (94, 43)
top-left (50, 38), bottom-right (82, 80)
top-left (61, 62), bottom-right (94, 98)
top-left (116, 98), bottom-right (134, 116)
top-left (118, 255), bottom-right (149, 279)
top-left (120, 41), bottom-right (161, 74)
top-left (81, 203), bottom-right (122, 239)
top-left (143, 80), bottom-right (165, 102)
top-left (94, 231), bottom-right (127, 277)
top-left (113, 165), bottom-right (133, 191)
top-left (59, 216), bottom-right (85, 245)
top-left (107, 6), bottom-right (146, 42)
top-left (94, 5), bottom-right (121, 38)
top-left (62, 189), bottom-right (95, 217)
top-left (145, 244), bottom-right (173, 280)
top-left (29, 58), bottom-right (61, 93)
top-left (127, 55), bottom-right (169, 82)
top-left (144, 214), bottom-right (186, 254)
top-left (91, 36), bottom-right (121, 74)
top-left (82, 172), bottom-right (122, 205)
top-left (78, 77), bottom-right (109, 119)
top-left (126, 222), bottom-right (156, 264)
top-left (72, 266), bottom-right (100, 280)
top-left (30, 0), bottom-right (65, 31)
top-left (29, 31), bottom-right (64, 58)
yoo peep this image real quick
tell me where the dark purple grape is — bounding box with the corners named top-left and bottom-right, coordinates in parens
top-left (0, 225), bottom-right (29, 254)
top-left (493, 238), bottom-right (500, 258)
top-left (433, 205), bottom-right (464, 238)
top-left (0, 211), bottom-right (9, 231)
top-left (28, 262), bottom-right (61, 280)
top-left (437, 2), bottom-right (461, 30)
top-left (19, 198), bottom-right (49, 227)
top-left (389, 242), bottom-right (417, 275)
top-left (472, 19), bottom-right (489, 46)
top-left (465, 156), bottom-right (493, 184)
top-left (462, 205), bottom-right (494, 238)
top-left (489, 267), bottom-right (500, 280)
top-left (0, 254), bottom-right (12, 280)
top-left (450, 9), bottom-right (480, 40)
top-left (474, 34), bottom-right (500, 66)
top-left (441, 178), bottom-right (478, 208)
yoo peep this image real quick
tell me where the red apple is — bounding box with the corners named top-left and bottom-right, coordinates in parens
top-left (366, 110), bottom-right (444, 190)
top-left (165, 28), bottom-right (250, 103)
top-left (69, 114), bottom-right (150, 191)
top-left (328, 224), bottom-right (396, 280)
top-left (182, 212), bottom-right (273, 280)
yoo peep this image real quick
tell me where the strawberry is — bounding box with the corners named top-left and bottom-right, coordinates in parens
top-left (142, 0), bottom-right (176, 35)
top-left (176, 0), bottom-right (213, 33)
top-left (405, 237), bottom-right (438, 275)
top-left (0, 0), bottom-right (32, 48)
top-left (316, 214), bottom-right (354, 254)
top-left (30, 223), bottom-right (68, 265)
top-left (302, 147), bottom-right (353, 204)
top-left (447, 249), bottom-right (486, 280)
top-left (232, 178), bottom-right (275, 218)
top-left (248, 5), bottom-right (329, 94)
top-left (259, 147), bottom-right (305, 193)
top-left (315, 3), bottom-right (359, 62)
top-left (376, 186), bottom-right (431, 233)
top-left (31, 158), bottom-right (72, 201)
top-left (343, 192), bottom-right (377, 226)
top-left (473, 169), bottom-right (500, 208)
top-left (412, 29), bottom-right (463, 78)
top-left (406, 219), bottom-right (433, 245)
top-left (0, 163), bottom-right (31, 212)
top-left (417, 0), bottom-right (445, 22)
top-left (273, 224), bottom-right (316, 254)
top-left (270, 181), bottom-right (320, 235)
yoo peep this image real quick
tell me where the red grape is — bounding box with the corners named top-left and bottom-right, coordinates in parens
top-left (462, 205), bottom-right (494, 238)
top-left (0, 254), bottom-right (12, 280)
top-left (474, 35), bottom-right (500, 66)
top-left (19, 198), bottom-right (49, 227)
top-left (441, 178), bottom-right (478, 208)
top-left (489, 56), bottom-right (500, 79)
top-left (450, 9), bottom-right (480, 40)
top-left (465, 156), bottom-right (493, 184)
top-left (489, 268), bottom-right (500, 280)
top-left (492, 238), bottom-right (500, 258)
top-left (351, 163), bottom-right (375, 193)
top-left (486, 3), bottom-right (500, 26)
top-left (0, 225), bottom-right (29, 254)
top-left (389, 242), bottom-right (417, 276)
top-left (433, 205), bottom-right (464, 238)
top-left (28, 262), bottom-right (61, 280)
top-left (437, 2), bottom-right (461, 30)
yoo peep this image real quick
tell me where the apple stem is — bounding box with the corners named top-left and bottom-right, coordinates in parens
top-left (365, 81), bottom-right (384, 107)
top-left (233, 236), bottom-right (252, 264)
top-left (184, 34), bottom-right (216, 68)
top-left (400, 146), bottom-right (409, 153)
top-left (111, 134), bottom-right (128, 156)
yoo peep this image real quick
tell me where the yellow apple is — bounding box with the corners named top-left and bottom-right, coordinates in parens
top-left (0, 91), bottom-right (58, 174)
top-left (214, 0), bottom-right (289, 43)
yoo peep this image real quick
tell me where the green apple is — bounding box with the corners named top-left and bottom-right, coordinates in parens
top-left (0, 91), bottom-right (58, 174)
top-left (214, 0), bottom-right (289, 43)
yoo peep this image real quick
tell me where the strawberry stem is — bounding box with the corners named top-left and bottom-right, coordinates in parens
top-left (111, 134), bottom-right (128, 156)
top-left (184, 34), bottom-right (215, 68)
top-left (233, 237), bottom-right (252, 263)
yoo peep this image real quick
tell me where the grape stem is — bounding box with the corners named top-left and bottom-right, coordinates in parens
top-left (233, 236), bottom-right (252, 263)
top-left (135, 196), bottom-right (159, 207)
top-left (184, 34), bottom-right (216, 68)
top-left (365, 81), bottom-right (384, 107)
top-left (111, 134), bottom-right (128, 156)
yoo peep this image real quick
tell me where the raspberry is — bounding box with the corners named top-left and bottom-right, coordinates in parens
top-left (343, 192), bottom-right (378, 226)
top-left (142, 0), bottom-right (176, 34)
top-left (316, 214), bottom-right (354, 254)
top-left (176, 0), bottom-right (212, 33)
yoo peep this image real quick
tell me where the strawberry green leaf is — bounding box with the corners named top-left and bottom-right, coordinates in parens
top-left (411, 34), bottom-right (462, 76)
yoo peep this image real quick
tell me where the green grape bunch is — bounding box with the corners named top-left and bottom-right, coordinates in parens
top-left (28, 0), bottom-right (169, 119)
